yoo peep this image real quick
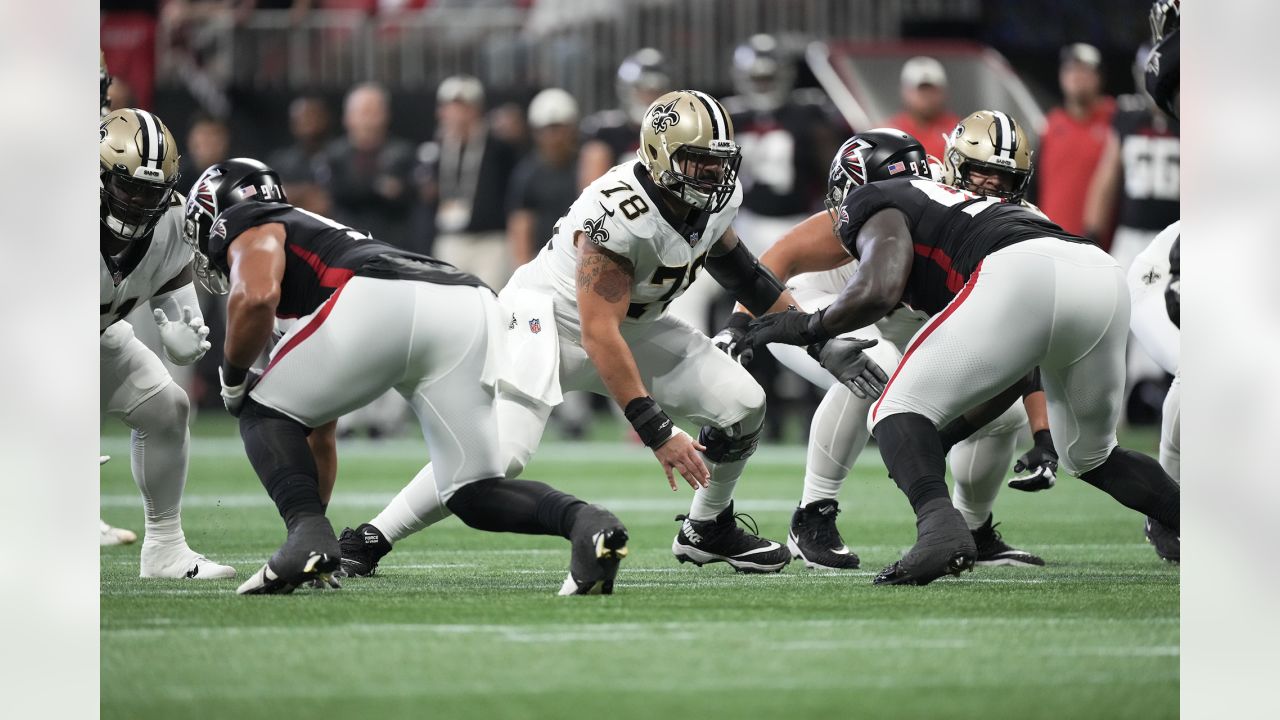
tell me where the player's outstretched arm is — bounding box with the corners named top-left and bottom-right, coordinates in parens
top-left (575, 235), bottom-right (709, 491)
top-left (150, 265), bottom-right (211, 365)
top-left (756, 212), bottom-right (854, 290)
top-left (820, 208), bottom-right (913, 336)
top-left (220, 223), bottom-right (286, 415)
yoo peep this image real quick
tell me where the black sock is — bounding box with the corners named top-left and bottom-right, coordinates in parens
top-left (873, 413), bottom-right (952, 515)
top-left (239, 402), bottom-right (325, 530)
top-left (446, 478), bottom-right (586, 539)
top-left (1080, 447), bottom-right (1180, 533)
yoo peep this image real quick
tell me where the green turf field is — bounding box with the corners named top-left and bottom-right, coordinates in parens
top-left (100, 417), bottom-right (1178, 720)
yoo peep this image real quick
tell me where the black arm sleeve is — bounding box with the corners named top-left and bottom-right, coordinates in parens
top-left (704, 239), bottom-right (787, 316)
top-left (1022, 368), bottom-right (1043, 398)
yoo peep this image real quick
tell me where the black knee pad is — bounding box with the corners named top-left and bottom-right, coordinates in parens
top-left (698, 424), bottom-right (762, 463)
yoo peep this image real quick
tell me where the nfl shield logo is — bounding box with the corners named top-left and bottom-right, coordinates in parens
top-left (529, 318), bottom-right (542, 334)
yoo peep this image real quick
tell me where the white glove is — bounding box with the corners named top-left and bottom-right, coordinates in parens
top-left (154, 306), bottom-right (211, 365)
top-left (99, 455), bottom-right (110, 466)
top-left (219, 366), bottom-right (258, 417)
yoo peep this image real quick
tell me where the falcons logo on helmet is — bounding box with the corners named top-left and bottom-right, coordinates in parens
top-left (835, 137), bottom-right (875, 187)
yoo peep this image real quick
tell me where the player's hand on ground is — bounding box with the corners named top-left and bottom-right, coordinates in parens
top-left (154, 306), bottom-right (212, 365)
top-left (654, 428), bottom-right (710, 491)
top-left (1009, 430), bottom-right (1058, 492)
top-left (815, 337), bottom-right (888, 399)
top-left (712, 312), bottom-right (754, 364)
top-left (219, 365), bottom-right (261, 418)
top-left (743, 309), bottom-right (826, 350)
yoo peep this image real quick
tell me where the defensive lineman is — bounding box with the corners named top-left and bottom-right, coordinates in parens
top-left (184, 159), bottom-right (626, 595)
top-left (343, 90), bottom-right (873, 576)
top-left (718, 117), bottom-right (1054, 570)
top-left (100, 108), bottom-right (234, 579)
top-left (745, 128), bottom-right (1180, 585)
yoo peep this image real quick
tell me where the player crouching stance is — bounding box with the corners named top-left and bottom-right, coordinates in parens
top-left (184, 159), bottom-right (627, 595)
top-left (745, 129), bottom-right (1180, 585)
top-left (100, 109), bottom-right (234, 578)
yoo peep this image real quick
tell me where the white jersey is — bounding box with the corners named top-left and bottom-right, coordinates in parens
top-left (512, 161), bottom-right (743, 323)
top-left (100, 202), bottom-right (192, 333)
top-left (1129, 220), bottom-right (1179, 292)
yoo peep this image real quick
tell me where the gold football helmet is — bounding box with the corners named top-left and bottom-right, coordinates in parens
top-left (942, 110), bottom-right (1034, 203)
top-left (100, 108), bottom-right (182, 241)
top-left (637, 90), bottom-right (741, 213)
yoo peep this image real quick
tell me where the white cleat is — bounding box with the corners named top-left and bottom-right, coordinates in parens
top-left (100, 520), bottom-right (138, 546)
top-left (140, 541), bottom-right (237, 580)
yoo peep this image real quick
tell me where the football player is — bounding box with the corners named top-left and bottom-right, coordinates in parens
top-left (577, 48), bottom-right (670, 188)
top-left (343, 91), bottom-right (875, 577)
top-left (743, 128), bottom-right (1180, 585)
top-left (184, 159), bottom-right (627, 596)
top-left (100, 108), bottom-right (233, 579)
top-left (717, 114), bottom-right (1052, 570)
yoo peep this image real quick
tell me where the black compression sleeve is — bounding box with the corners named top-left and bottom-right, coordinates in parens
top-left (704, 240), bottom-right (786, 316)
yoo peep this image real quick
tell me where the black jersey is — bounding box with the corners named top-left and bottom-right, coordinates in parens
top-left (580, 109), bottom-right (641, 167)
top-left (208, 202), bottom-right (487, 319)
top-left (728, 92), bottom-right (843, 217)
top-left (1144, 28), bottom-right (1179, 120)
top-left (837, 177), bottom-right (1088, 315)
top-left (1113, 107), bottom-right (1179, 231)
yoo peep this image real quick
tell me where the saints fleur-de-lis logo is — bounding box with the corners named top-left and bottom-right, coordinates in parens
top-left (582, 203), bottom-right (614, 245)
top-left (649, 99), bottom-right (680, 132)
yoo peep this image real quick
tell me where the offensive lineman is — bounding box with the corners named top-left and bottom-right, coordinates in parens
top-left (717, 117), bottom-right (1053, 570)
top-left (184, 159), bottom-right (627, 595)
top-left (342, 90), bottom-right (878, 576)
top-left (744, 128), bottom-right (1181, 585)
top-left (100, 108), bottom-right (234, 579)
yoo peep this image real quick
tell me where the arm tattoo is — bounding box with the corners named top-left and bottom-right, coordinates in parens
top-left (577, 240), bottom-right (634, 303)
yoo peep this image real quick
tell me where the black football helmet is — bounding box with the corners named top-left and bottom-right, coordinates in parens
top-left (732, 34), bottom-right (797, 112)
top-left (824, 129), bottom-right (929, 232)
top-left (183, 157), bottom-right (288, 293)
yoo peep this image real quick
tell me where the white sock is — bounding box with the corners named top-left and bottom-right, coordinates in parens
top-left (125, 383), bottom-right (190, 546)
top-left (1159, 373), bottom-right (1180, 484)
top-left (801, 384), bottom-right (872, 507)
top-left (687, 456), bottom-right (744, 521)
top-left (950, 426), bottom-right (1018, 530)
top-left (370, 463), bottom-right (453, 543)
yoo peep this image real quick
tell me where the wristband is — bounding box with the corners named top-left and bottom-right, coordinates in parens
top-left (803, 308), bottom-right (831, 345)
top-left (624, 396), bottom-right (675, 450)
top-left (221, 362), bottom-right (250, 388)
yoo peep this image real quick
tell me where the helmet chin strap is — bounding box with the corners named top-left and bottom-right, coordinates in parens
top-left (104, 213), bottom-right (146, 241)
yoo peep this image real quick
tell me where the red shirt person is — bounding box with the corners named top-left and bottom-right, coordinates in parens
top-left (1036, 43), bottom-right (1116, 238)
top-left (885, 56), bottom-right (960, 160)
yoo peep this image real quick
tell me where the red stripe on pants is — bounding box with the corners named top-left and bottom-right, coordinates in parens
top-left (872, 261), bottom-right (984, 422)
top-left (262, 283), bottom-right (349, 377)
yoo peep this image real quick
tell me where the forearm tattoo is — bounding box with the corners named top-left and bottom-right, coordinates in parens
top-left (577, 243), bottom-right (633, 303)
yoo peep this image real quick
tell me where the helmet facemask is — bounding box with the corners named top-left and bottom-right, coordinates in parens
top-left (100, 169), bottom-right (177, 242)
top-left (948, 156), bottom-right (1032, 203)
top-left (182, 167), bottom-right (231, 294)
top-left (661, 142), bottom-right (741, 213)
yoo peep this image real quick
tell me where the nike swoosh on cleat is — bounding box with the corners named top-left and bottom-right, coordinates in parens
top-left (733, 542), bottom-right (783, 557)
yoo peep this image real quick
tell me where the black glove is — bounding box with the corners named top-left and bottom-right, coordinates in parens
top-left (814, 337), bottom-right (888, 399)
top-left (712, 312), bottom-right (753, 364)
top-left (743, 309), bottom-right (829, 351)
top-left (1165, 236), bottom-right (1180, 328)
top-left (1009, 430), bottom-right (1058, 492)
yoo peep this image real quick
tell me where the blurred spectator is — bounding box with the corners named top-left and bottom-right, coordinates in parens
top-left (423, 76), bottom-right (521, 289)
top-left (490, 101), bottom-right (532, 157)
top-left (267, 96), bottom-right (333, 214)
top-left (178, 113), bottom-right (231, 194)
top-left (578, 48), bottom-right (670, 188)
top-left (1035, 43), bottom-right (1116, 238)
top-left (101, 0), bottom-right (160, 110)
top-left (1083, 45), bottom-right (1180, 270)
top-left (316, 83), bottom-right (416, 249)
top-left (506, 88), bottom-right (580, 266)
top-left (884, 56), bottom-right (959, 159)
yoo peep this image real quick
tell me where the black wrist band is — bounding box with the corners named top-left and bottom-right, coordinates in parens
top-left (221, 363), bottom-right (250, 387)
top-left (804, 308), bottom-right (831, 344)
top-left (1032, 429), bottom-right (1054, 449)
top-left (624, 396), bottom-right (674, 450)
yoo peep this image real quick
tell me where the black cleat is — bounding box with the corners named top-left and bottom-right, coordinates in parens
top-left (559, 505), bottom-right (629, 596)
top-left (672, 502), bottom-right (791, 573)
top-left (873, 500), bottom-right (977, 586)
top-left (1144, 516), bottom-right (1180, 564)
top-left (339, 523), bottom-right (392, 577)
top-left (972, 515), bottom-right (1045, 567)
top-left (238, 514), bottom-right (342, 595)
top-left (787, 499), bottom-right (860, 570)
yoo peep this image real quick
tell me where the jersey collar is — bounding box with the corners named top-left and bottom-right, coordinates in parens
top-left (631, 162), bottom-right (711, 245)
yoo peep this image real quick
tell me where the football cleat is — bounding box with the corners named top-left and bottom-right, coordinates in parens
top-left (672, 502), bottom-right (791, 573)
top-left (139, 541), bottom-right (236, 579)
top-left (100, 519), bottom-right (137, 546)
top-left (972, 515), bottom-right (1045, 567)
top-left (559, 505), bottom-right (629, 596)
top-left (873, 500), bottom-right (976, 586)
top-left (1144, 516), bottom-right (1180, 564)
top-left (238, 514), bottom-right (341, 595)
top-left (787, 499), bottom-right (860, 570)
top-left (338, 523), bottom-right (392, 577)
